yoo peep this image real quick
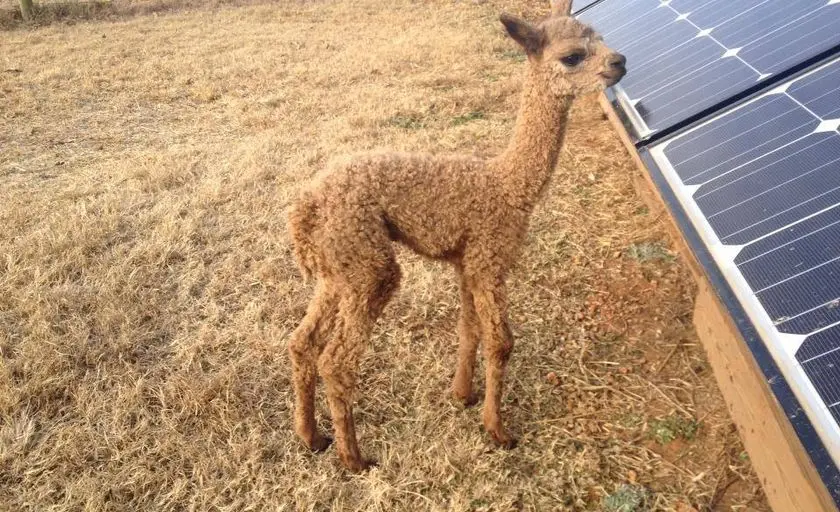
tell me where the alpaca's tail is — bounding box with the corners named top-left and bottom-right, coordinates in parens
top-left (288, 190), bottom-right (321, 281)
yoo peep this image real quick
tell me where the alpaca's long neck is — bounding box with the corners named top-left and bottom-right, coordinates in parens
top-left (496, 68), bottom-right (574, 210)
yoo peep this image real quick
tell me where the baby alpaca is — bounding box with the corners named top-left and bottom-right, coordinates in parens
top-left (287, 0), bottom-right (625, 472)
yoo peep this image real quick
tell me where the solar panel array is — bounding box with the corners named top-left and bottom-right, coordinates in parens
top-left (649, 54), bottom-right (840, 453)
top-left (579, 0), bottom-right (840, 504)
top-left (580, 0), bottom-right (840, 139)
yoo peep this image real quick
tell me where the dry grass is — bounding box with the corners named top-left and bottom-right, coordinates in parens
top-left (1, 1), bottom-right (770, 510)
top-left (0, 0), bottom-right (279, 28)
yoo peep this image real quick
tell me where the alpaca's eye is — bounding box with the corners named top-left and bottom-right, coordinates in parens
top-left (560, 52), bottom-right (585, 67)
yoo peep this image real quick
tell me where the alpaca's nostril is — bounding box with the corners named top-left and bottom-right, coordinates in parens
top-left (601, 52), bottom-right (627, 85)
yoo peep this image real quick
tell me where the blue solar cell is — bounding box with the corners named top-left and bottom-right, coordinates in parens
top-left (671, 0), bottom-right (741, 29)
top-left (743, 10), bottom-right (840, 75)
top-left (664, 95), bottom-right (817, 185)
top-left (734, 203), bottom-right (840, 334)
top-left (735, 205), bottom-right (840, 264)
top-left (755, 258), bottom-right (840, 326)
top-left (776, 298), bottom-right (840, 335)
top-left (616, 34), bottom-right (715, 103)
top-left (800, 350), bottom-right (840, 425)
top-left (580, 0), bottom-right (840, 135)
top-left (599, 7), bottom-right (687, 62)
top-left (695, 133), bottom-right (839, 217)
top-left (641, 58), bottom-right (756, 131)
top-left (798, 323), bottom-right (840, 361)
top-left (702, 133), bottom-right (840, 240)
top-left (724, 185), bottom-right (840, 245)
top-left (788, 63), bottom-right (840, 119)
top-left (664, 96), bottom-right (787, 166)
top-left (578, 0), bottom-right (645, 27)
top-left (738, 220), bottom-right (840, 292)
top-left (714, 2), bottom-right (818, 51)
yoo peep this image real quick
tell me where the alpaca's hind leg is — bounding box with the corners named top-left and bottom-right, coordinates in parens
top-left (289, 283), bottom-right (339, 452)
top-left (319, 260), bottom-right (401, 471)
top-left (472, 279), bottom-right (517, 448)
top-left (318, 306), bottom-right (371, 472)
top-left (452, 270), bottom-right (480, 407)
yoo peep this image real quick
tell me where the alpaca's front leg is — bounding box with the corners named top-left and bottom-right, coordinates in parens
top-left (472, 283), bottom-right (517, 448)
top-left (453, 273), bottom-right (480, 406)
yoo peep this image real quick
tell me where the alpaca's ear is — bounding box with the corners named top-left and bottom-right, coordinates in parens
top-left (550, 0), bottom-right (573, 16)
top-left (500, 13), bottom-right (545, 56)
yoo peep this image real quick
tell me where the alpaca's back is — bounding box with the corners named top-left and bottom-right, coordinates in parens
top-left (305, 151), bottom-right (515, 261)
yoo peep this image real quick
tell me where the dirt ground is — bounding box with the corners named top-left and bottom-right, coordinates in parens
top-left (0, 1), bottom-right (771, 510)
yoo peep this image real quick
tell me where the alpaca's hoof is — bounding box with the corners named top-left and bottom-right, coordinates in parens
top-left (310, 435), bottom-right (333, 453)
top-left (361, 458), bottom-right (379, 471)
top-left (453, 391), bottom-right (479, 408)
top-left (499, 436), bottom-right (519, 450)
top-left (489, 430), bottom-right (518, 450)
top-left (342, 457), bottom-right (378, 473)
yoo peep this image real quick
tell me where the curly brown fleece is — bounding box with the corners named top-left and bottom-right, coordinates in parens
top-left (286, 0), bottom-right (626, 472)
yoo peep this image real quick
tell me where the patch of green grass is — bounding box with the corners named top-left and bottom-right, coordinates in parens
top-left (452, 111), bottom-right (485, 126)
top-left (619, 413), bottom-right (644, 429)
top-left (648, 415), bottom-right (700, 445)
top-left (603, 484), bottom-right (650, 512)
top-left (626, 241), bottom-right (674, 263)
top-left (387, 113), bottom-right (426, 129)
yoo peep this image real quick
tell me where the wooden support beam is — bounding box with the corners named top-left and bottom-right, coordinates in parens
top-left (597, 93), bottom-right (837, 512)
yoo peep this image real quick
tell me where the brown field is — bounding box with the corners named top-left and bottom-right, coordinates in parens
top-left (1, 1), bottom-right (770, 510)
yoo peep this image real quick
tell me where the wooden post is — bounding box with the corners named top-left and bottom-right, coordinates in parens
top-left (19, 0), bottom-right (34, 21)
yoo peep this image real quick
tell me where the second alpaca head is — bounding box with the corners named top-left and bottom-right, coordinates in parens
top-left (500, 0), bottom-right (626, 98)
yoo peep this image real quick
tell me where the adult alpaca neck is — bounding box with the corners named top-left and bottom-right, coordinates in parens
top-left (496, 67), bottom-right (575, 210)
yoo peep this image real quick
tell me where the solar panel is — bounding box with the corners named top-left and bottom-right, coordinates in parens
top-left (646, 55), bottom-right (840, 472)
top-left (580, 0), bottom-right (840, 139)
